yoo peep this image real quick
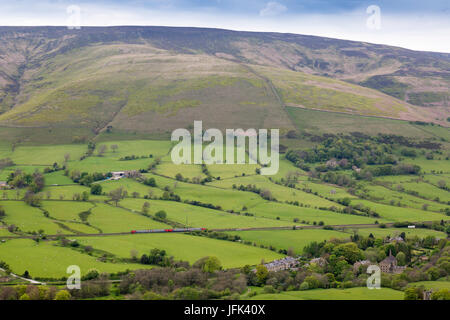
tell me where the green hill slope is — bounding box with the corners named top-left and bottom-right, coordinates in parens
top-left (0, 26), bottom-right (448, 143)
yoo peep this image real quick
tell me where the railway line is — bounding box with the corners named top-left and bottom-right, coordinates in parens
top-left (0, 221), bottom-right (446, 240)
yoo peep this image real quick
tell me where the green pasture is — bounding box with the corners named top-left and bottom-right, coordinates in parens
top-left (0, 201), bottom-right (71, 235)
top-left (98, 178), bottom-right (163, 198)
top-left (407, 281), bottom-right (450, 290)
top-left (0, 144), bottom-right (87, 166)
top-left (248, 287), bottom-right (404, 300)
top-left (43, 171), bottom-right (75, 186)
top-left (0, 239), bottom-right (152, 278)
top-left (210, 175), bottom-right (340, 208)
top-left (250, 202), bottom-right (381, 225)
top-left (146, 173), bottom-right (264, 211)
top-left (41, 201), bottom-right (94, 222)
top-left (119, 198), bottom-right (289, 229)
top-left (75, 233), bottom-right (284, 269)
top-left (86, 203), bottom-right (169, 233)
top-left (154, 162), bottom-right (206, 180)
top-left (341, 227), bottom-right (447, 239)
top-left (360, 185), bottom-right (448, 212)
top-left (227, 229), bottom-right (350, 254)
top-left (350, 199), bottom-right (447, 222)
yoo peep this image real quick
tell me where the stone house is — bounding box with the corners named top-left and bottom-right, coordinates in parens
top-left (263, 257), bottom-right (299, 272)
top-left (379, 251), bottom-right (406, 274)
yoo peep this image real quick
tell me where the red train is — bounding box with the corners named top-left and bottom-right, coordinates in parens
top-left (131, 228), bottom-right (206, 234)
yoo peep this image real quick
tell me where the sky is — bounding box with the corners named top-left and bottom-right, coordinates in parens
top-left (1, 0), bottom-right (449, 53)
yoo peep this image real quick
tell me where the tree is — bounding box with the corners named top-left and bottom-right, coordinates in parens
top-left (132, 192), bottom-right (140, 198)
top-left (142, 202), bottom-right (150, 214)
top-left (83, 269), bottom-right (100, 280)
top-left (260, 189), bottom-right (273, 201)
top-left (437, 180), bottom-right (447, 189)
top-left (143, 177), bottom-right (156, 187)
top-left (333, 242), bottom-right (364, 264)
top-left (19, 293), bottom-right (30, 300)
top-left (396, 252), bottom-right (406, 266)
top-left (64, 153), bottom-right (71, 163)
top-left (111, 144), bottom-right (118, 153)
top-left (24, 191), bottom-right (43, 207)
top-left (304, 275), bottom-right (320, 289)
top-left (202, 256), bottom-right (222, 273)
top-left (97, 145), bottom-right (108, 156)
top-left (109, 187), bottom-right (126, 206)
top-left (90, 184), bottom-right (102, 195)
top-left (130, 249), bottom-right (138, 261)
top-left (55, 290), bottom-right (71, 300)
top-left (299, 281), bottom-right (309, 290)
top-left (431, 289), bottom-right (450, 300)
top-left (155, 210), bottom-right (167, 220)
top-left (255, 264), bottom-right (268, 285)
top-left (81, 191), bottom-right (90, 201)
top-left (404, 287), bottom-right (420, 300)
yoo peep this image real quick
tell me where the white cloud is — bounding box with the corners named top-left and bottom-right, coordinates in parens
top-left (259, 2), bottom-right (287, 17)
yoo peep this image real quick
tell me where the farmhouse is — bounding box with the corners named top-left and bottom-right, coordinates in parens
top-left (388, 236), bottom-right (404, 243)
top-left (263, 257), bottom-right (299, 272)
top-left (0, 181), bottom-right (9, 189)
top-left (379, 251), bottom-right (406, 274)
top-left (111, 170), bottom-right (140, 180)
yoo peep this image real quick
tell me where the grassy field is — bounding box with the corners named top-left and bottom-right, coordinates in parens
top-left (0, 239), bottom-right (152, 278)
top-left (119, 198), bottom-right (290, 229)
top-left (44, 171), bottom-right (76, 186)
top-left (1, 201), bottom-right (72, 235)
top-left (250, 201), bottom-right (382, 225)
top-left (349, 199), bottom-right (447, 222)
top-left (248, 287), bottom-right (404, 300)
top-left (0, 144), bottom-right (87, 165)
top-left (340, 227), bottom-right (447, 239)
top-left (86, 203), bottom-right (169, 233)
top-left (227, 229), bottom-right (350, 254)
top-left (98, 178), bottom-right (164, 198)
top-left (358, 185), bottom-right (449, 212)
top-left (146, 173), bottom-right (264, 212)
top-left (407, 281), bottom-right (450, 290)
top-left (286, 106), bottom-right (447, 139)
top-left (209, 175), bottom-right (340, 209)
top-left (75, 233), bottom-right (284, 268)
top-left (0, 137), bottom-right (448, 283)
top-left (41, 201), bottom-right (95, 222)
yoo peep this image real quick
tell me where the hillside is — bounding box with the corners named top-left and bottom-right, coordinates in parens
top-left (0, 26), bottom-right (448, 142)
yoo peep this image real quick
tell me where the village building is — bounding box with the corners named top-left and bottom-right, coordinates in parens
top-left (388, 236), bottom-right (404, 243)
top-left (263, 257), bottom-right (299, 272)
top-left (379, 251), bottom-right (406, 274)
top-left (353, 260), bottom-right (372, 272)
top-left (309, 257), bottom-right (328, 268)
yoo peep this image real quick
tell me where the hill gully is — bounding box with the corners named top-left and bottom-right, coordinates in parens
top-left (171, 121), bottom-right (279, 175)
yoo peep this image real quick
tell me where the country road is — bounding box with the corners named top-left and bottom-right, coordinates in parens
top-left (0, 267), bottom-right (45, 285)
